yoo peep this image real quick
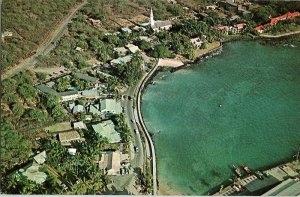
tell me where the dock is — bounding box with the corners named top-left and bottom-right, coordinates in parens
top-left (213, 160), bottom-right (300, 196)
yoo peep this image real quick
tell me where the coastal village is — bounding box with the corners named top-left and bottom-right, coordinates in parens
top-left (1, 0), bottom-right (300, 195)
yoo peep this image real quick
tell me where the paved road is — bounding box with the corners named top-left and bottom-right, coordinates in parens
top-left (120, 60), bottom-right (159, 195)
top-left (2, 0), bottom-right (87, 80)
top-left (135, 62), bottom-right (159, 195)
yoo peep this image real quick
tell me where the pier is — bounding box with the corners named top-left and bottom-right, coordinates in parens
top-left (213, 160), bottom-right (300, 196)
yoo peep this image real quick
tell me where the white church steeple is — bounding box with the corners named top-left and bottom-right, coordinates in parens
top-left (150, 8), bottom-right (155, 27)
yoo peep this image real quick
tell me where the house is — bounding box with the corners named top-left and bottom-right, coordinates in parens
top-left (150, 8), bottom-right (172, 32)
top-left (33, 151), bottom-right (46, 165)
top-left (139, 36), bottom-right (153, 42)
top-left (254, 25), bottom-right (265, 33)
top-left (75, 46), bottom-right (84, 52)
top-left (100, 99), bottom-right (122, 114)
top-left (214, 25), bottom-right (230, 32)
top-left (74, 73), bottom-right (99, 84)
top-left (98, 151), bottom-right (121, 175)
top-left (2, 31), bottom-right (13, 41)
top-left (88, 18), bottom-right (101, 26)
top-left (73, 121), bottom-right (86, 130)
top-left (73, 105), bottom-right (85, 114)
top-left (125, 44), bottom-right (140, 53)
top-left (219, 1), bottom-right (238, 12)
top-left (81, 89), bottom-right (99, 99)
top-left (59, 91), bottom-right (80, 102)
top-left (19, 162), bottom-right (47, 184)
top-left (92, 120), bottom-right (121, 143)
top-left (206, 5), bottom-right (218, 10)
top-left (110, 55), bottom-right (132, 66)
top-left (190, 37), bottom-right (203, 48)
top-left (58, 130), bottom-right (81, 146)
top-left (68, 148), bottom-right (77, 156)
top-left (36, 84), bottom-right (59, 97)
top-left (114, 47), bottom-right (128, 57)
top-left (121, 27), bottom-right (132, 34)
top-left (234, 23), bottom-right (247, 33)
top-left (132, 26), bottom-right (146, 31)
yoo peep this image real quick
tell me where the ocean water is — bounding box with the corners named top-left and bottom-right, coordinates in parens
top-left (141, 41), bottom-right (300, 195)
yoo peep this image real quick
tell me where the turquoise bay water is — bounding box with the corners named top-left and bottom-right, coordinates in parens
top-left (141, 41), bottom-right (300, 195)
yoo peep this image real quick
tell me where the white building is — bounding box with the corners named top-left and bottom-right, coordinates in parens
top-left (126, 44), bottom-right (140, 53)
top-left (59, 91), bottom-right (80, 102)
top-left (190, 37), bottom-right (203, 48)
top-left (150, 8), bottom-right (172, 32)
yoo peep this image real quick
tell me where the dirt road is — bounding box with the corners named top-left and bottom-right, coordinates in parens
top-left (2, 0), bottom-right (87, 80)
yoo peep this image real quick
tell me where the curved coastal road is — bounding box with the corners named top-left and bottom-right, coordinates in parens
top-left (123, 61), bottom-right (159, 195)
top-left (134, 62), bottom-right (159, 195)
top-left (2, 0), bottom-right (87, 80)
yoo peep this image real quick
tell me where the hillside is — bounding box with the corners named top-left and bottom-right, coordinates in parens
top-left (1, 0), bottom-right (82, 71)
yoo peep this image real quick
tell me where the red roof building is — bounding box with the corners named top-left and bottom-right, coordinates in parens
top-left (254, 12), bottom-right (300, 33)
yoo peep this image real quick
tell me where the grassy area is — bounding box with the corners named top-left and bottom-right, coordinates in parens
top-left (44, 122), bottom-right (73, 133)
top-left (194, 41), bottom-right (221, 58)
top-left (262, 23), bottom-right (300, 36)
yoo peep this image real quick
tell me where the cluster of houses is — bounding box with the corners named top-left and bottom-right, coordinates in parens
top-left (33, 67), bottom-right (133, 181)
top-left (214, 23), bottom-right (247, 34)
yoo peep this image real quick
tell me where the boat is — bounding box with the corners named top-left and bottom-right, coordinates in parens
top-left (255, 171), bottom-right (264, 180)
top-left (232, 165), bottom-right (242, 177)
top-left (241, 164), bottom-right (251, 174)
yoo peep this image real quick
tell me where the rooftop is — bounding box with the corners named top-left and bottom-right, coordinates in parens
top-left (73, 105), bottom-right (84, 114)
top-left (33, 151), bottom-right (46, 165)
top-left (74, 73), bottom-right (99, 83)
top-left (59, 90), bottom-right (78, 97)
top-left (21, 162), bottom-right (47, 184)
top-left (126, 44), bottom-right (140, 53)
top-left (114, 47), bottom-right (128, 56)
top-left (36, 84), bottom-right (59, 96)
top-left (100, 99), bottom-right (122, 114)
top-left (92, 120), bottom-right (121, 143)
top-left (98, 151), bottom-right (121, 175)
top-left (111, 55), bottom-right (132, 65)
top-left (81, 89), bottom-right (99, 98)
top-left (58, 130), bottom-right (81, 145)
top-left (152, 20), bottom-right (172, 29)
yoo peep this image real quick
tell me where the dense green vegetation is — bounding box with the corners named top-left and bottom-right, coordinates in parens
top-left (112, 54), bottom-right (144, 85)
top-left (2, 0), bottom-right (80, 70)
top-left (0, 119), bottom-right (33, 178)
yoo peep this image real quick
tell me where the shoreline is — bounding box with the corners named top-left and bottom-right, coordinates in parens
top-left (135, 34), bottom-right (300, 195)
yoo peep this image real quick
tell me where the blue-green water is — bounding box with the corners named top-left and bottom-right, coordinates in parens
top-left (141, 41), bottom-right (300, 195)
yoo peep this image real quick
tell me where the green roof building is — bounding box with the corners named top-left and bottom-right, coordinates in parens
top-left (92, 120), bottom-right (121, 143)
top-left (100, 99), bottom-right (122, 114)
